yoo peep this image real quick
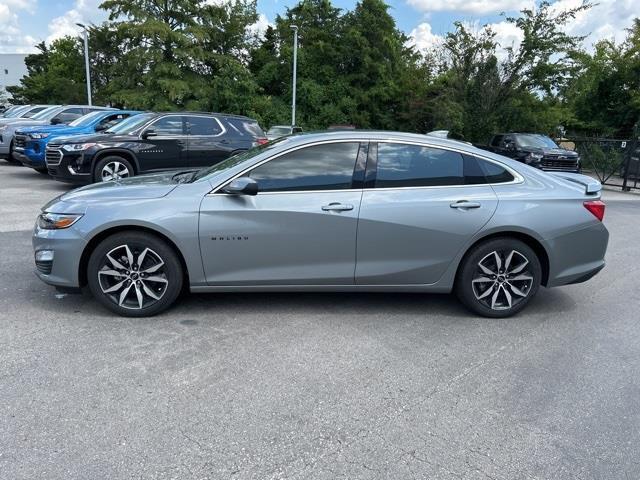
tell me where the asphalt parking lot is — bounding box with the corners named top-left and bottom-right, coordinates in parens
top-left (1, 161), bottom-right (639, 480)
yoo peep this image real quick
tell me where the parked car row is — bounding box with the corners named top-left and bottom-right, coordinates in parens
top-left (1, 106), bottom-right (272, 185)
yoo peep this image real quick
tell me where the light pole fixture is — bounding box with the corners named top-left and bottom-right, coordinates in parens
top-left (290, 25), bottom-right (298, 128)
top-left (76, 22), bottom-right (92, 106)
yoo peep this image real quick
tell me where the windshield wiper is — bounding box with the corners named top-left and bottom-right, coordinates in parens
top-left (172, 170), bottom-right (200, 183)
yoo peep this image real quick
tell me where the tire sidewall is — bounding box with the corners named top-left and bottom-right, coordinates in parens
top-left (87, 232), bottom-right (183, 317)
top-left (93, 155), bottom-right (134, 183)
top-left (456, 238), bottom-right (542, 318)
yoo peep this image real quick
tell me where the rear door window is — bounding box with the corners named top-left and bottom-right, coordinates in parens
top-left (375, 143), bottom-right (464, 188)
top-left (187, 116), bottom-right (223, 136)
top-left (463, 155), bottom-right (515, 184)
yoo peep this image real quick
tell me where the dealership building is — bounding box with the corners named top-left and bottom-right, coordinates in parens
top-left (0, 54), bottom-right (28, 102)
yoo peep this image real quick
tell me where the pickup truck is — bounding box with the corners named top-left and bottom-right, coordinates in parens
top-left (477, 133), bottom-right (581, 172)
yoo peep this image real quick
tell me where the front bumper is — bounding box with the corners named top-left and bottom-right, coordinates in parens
top-left (14, 148), bottom-right (46, 168)
top-left (32, 223), bottom-right (87, 288)
top-left (47, 150), bottom-right (93, 185)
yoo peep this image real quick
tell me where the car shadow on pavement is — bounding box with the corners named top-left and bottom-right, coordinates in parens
top-left (0, 162), bottom-right (73, 190)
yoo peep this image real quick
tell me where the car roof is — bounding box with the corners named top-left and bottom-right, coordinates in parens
top-left (148, 111), bottom-right (258, 121)
top-left (276, 130), bottom-right (527, 166)
top-left (284, 130), bottom-right (476, 148)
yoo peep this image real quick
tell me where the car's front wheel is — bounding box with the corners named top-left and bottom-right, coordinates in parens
top-left (455, 237), bottom-right (542, 318)
top-left (94, 156), bottom-right (134, 183)
top-left (87, 232), bottom-right (183, 317)
top-left (6, 140), bottom-right (20, 164)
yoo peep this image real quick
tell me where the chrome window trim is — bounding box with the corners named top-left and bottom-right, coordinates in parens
top-left (185, 114), bottom-right (226, 138)
top-left (207, 137), bottom-right (523, 196)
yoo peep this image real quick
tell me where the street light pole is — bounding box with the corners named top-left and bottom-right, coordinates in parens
top-left (290, 25), bottom-right (298, 128)
top-left (76, 23), bottom-right (92, 106)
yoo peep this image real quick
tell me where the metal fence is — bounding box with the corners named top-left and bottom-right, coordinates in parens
top-left (566, 132), bottom-right (640, 192)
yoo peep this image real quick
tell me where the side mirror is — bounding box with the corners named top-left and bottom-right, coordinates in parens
top-left (50, 117), bottom-right (62, 125)
top-left (222, 177), bottom-right (258, 196)
top-left (504, 141), bottom-right (515, 151)
top-left (142, 129), bottom-right (156, 139)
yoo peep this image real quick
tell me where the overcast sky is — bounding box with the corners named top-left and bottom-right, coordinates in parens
top-left (0, 0), bottom-right (636, 55)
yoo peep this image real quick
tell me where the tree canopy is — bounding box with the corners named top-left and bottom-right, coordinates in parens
top-left (6, 0), bottom-right (639, 141)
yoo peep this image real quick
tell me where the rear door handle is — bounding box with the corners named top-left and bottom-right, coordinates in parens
top-left (450, 200), bottom-right (481, 209)
top-left (322, 202), bottom-right (354, 212)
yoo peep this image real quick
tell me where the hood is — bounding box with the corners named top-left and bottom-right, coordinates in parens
top-left (53, 132), bottom-right (135, 144)
top-left (521, 146), bottom-right (579, 157)
top-left (0, 117), bottom-right (49, 127)
top-left (44, 172), bottom-right (182, 212)
top-left (16, 124), bottom-right (77, 136)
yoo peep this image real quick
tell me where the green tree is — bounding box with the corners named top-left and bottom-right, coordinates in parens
top-left (562, 19), bottom-right (640, 137)
top-left (7, 39), bottom-right (86, 104)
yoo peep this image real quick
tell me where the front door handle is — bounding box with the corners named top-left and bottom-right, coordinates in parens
top-left (322, 202), bottom-right (354, 212)
top-left (450, 200), bottom-right (481, 209)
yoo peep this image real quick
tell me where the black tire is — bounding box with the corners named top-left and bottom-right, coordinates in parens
top-left (455, 237), bottom-right (542, 318)
top-left (6, 140), bottom-right (20, 164)
top-left (93, 155), bottom-right (134, 183)
top-left (87, 231), bottom-right (183, 317)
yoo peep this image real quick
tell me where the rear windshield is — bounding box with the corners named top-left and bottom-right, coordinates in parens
top-left (226, 117), bottom-right (264, 138)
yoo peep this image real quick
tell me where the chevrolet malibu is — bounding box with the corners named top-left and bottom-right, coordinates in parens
top-left (33, 131), bottom-right (609, 318)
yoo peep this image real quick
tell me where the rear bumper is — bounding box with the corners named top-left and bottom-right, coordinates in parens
top-left (546, 222), bottom-right (609, 287)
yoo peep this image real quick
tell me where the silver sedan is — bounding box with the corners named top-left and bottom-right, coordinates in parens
top-left (33, 131), bottom-right (609, 318)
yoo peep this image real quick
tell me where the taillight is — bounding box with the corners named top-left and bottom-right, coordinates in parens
top-left (256, 137), bottom-right (268, 145)
top-left (584, 200), bottom-right (605, 221)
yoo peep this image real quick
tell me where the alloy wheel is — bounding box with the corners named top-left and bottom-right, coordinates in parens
top-left (471, 249), bottom-right (534, 311)
top-left (101, 161), bottom-right (130, 182)
top-left (97, 244), bottom-right (168, 310)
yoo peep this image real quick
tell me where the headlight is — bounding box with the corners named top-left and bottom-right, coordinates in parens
top-left (0, 124), bottom-right (7, 132)
top-left (37, 212), bottom-right (83, 229)
top-left (30, 133), bottom-right (50, 139)
top-left (62, 143), bottom-right (96, 152)
top-left (526, 153), bottom-right (543, 163)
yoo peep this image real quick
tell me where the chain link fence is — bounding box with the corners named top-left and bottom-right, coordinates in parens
top-left (564, 124), bottom-right (640, 191)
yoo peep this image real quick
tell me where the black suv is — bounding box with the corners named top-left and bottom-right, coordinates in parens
top-left (478, 133), bottom-right (581, 172)
top-left (46, 112), bottom-right (267, 184)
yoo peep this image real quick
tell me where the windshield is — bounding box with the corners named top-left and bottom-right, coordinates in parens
top-left (32, 106), bottom-right (62, 120)
top-left (191, 136), bottom-right (292, 182)
top-left (268, 126), bottom-right (291, 135)
top-left (104, 113), bottom-right (154, 134)
top-left (69, 110), bottom-right (106, 127)
top-left (3, 106), bottom-right (29, 117)
top-left (517, 134), bottom-right (558, 149)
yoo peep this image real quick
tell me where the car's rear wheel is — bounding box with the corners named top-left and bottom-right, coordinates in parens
top-left (94, 156), bottom-right (134, 183)
top-left (455, 237), bottom-right (541, 318)
top-left (87, 232), bottom-right (183, 317)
